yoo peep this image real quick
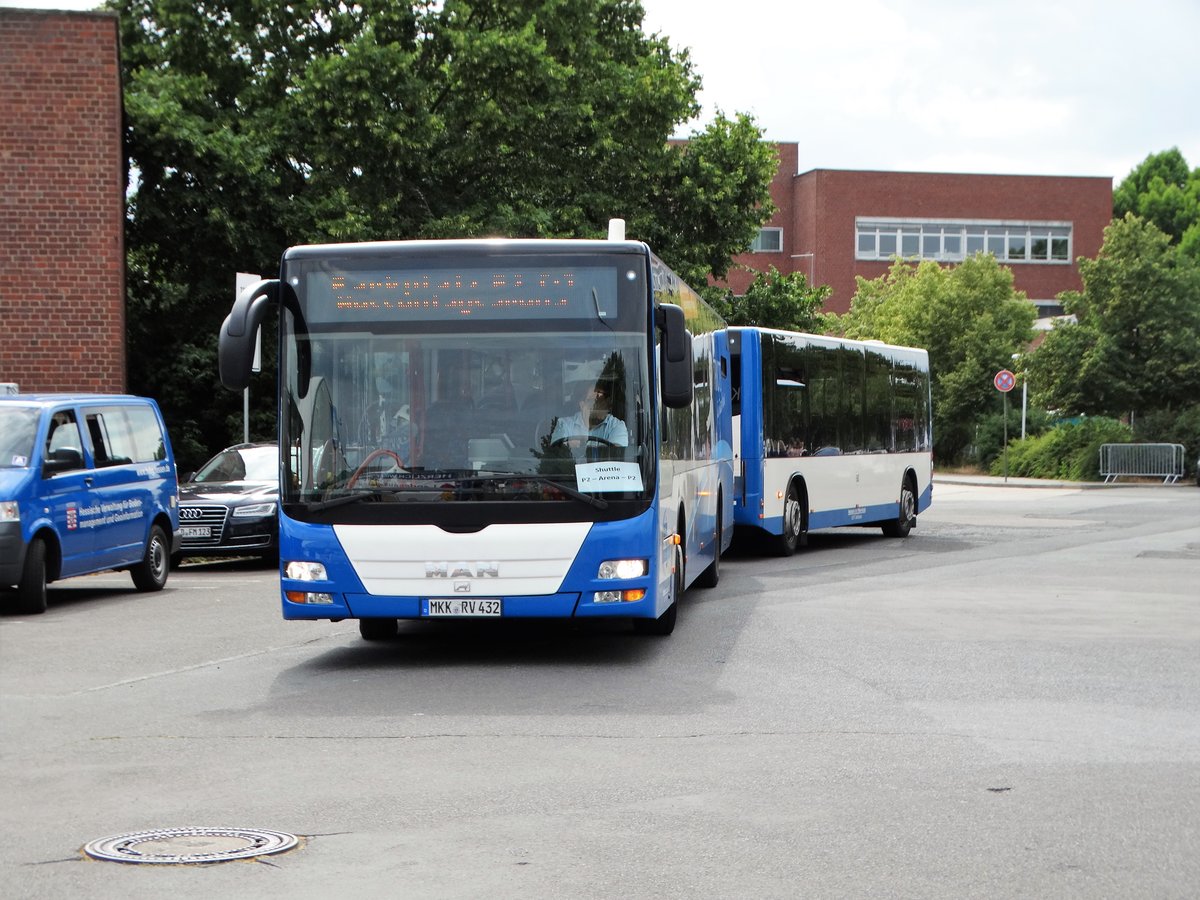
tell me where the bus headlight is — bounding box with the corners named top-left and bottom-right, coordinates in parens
top-left (597, 559), bottom-right (648, 579)
top-left (285, 561), bottom-right (327, 581)
top-left (0, 501), bottom-right (19, 523)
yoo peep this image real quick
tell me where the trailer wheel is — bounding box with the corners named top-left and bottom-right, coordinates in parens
top-left (773, 484), bottom-right (804, 556)
top-left (882, 479), bottom-right (917, 538)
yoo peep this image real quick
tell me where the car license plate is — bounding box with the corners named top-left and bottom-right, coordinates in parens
top-left (424, 598), bottom-right (502, 617)
top-left (180, 526), bottom-right (211, 539)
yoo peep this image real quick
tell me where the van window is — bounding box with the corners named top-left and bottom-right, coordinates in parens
top-left (45, 410), bottom-right (85, 473)
top-left (84, 405), bottom-right (167, 466)
top-left (0, 406), bottom-right (39, 467)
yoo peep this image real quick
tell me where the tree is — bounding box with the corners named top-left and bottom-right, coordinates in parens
top-left (834, 255), bottom-right (1037, 461)
top-left (1113, 148), bottom-right (1200, 251)
top-left (112, 0), bottom-right (776, 467)
top-left (1028, 214), bottom-right (1200, 422)
top-left (706, 266), bottom-right (833, 333)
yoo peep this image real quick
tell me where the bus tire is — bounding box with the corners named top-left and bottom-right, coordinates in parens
top-left (16, 536), bottom-right (49, 614)
top-left (130, 524), bottom-right (170, 592)
top-left (695, 505), bottom-right (721, 589)
top-left (635, 542), bottom-right (682, 636)
top-left (773, 484), bottom-right (804, 557)
top-left (882, 479), bottom-right (917, 538)
top-left (359, 617), bottom-right (398, 641)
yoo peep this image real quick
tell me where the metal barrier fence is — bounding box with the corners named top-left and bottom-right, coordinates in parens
top-left (1099, 443), bottom-right (1186, 484)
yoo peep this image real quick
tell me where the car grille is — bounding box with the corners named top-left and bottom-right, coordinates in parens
top-left (178, 504), bottom-right (227, 546)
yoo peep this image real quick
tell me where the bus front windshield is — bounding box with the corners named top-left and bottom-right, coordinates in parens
top-left (278, 251), bottom-right (654, 517)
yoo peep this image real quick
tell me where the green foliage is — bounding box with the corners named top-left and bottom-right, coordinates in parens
top-left (111, 0), bottom-right (775, 468)
top-left (989, 418), bottom-right (1133, 481)
top-left (1135, 404), bottom-right (1200, 478)
top-left (1028, 214), bottom-right (1200, 421)
top-left (1113, 148), bottom-right (1200, 249)
top-left (705, 266), bottom-right (833, 332)
top-left (971, 405), bottom-right (1053, 469)
top-left (834, 254), bottom-right (1037, 462)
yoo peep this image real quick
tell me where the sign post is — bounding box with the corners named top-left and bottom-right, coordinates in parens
top-left (994, 369), bottom-right (1016, 482)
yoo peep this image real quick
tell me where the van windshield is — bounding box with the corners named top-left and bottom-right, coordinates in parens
top-left (0, 406), bottom-right (39, 468)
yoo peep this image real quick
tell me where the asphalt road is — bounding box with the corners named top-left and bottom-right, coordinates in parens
top-left (2, 480), bottom-right (1198, 899)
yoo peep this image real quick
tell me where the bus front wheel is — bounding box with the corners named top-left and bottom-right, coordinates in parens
top-left (635, 542), bottom-right (682, 636)
top-left (359, 617), bottom-right (398, 641)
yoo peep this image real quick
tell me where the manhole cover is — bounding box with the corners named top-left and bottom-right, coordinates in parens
top-left (83, 827), bottom-right (299, 864)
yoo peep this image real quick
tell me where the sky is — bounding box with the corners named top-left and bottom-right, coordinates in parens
top-left (7, 0), bottom-right (1198, 185)
top-left (639, 0), bottom-right (1200, 183)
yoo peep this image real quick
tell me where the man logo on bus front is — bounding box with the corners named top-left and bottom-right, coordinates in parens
top-left (425, 562), bottom-right (500, 578)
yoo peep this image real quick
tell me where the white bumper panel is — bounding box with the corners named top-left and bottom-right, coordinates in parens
top-left (333, 522), bottom-right (592, 596)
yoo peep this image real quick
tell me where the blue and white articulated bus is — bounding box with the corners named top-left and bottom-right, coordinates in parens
top-left (727, 327), bottom-right (933, 555)
top-left (219, 228), bottom-right (732, 638)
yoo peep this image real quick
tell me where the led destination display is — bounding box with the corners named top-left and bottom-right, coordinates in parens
top-left (302, 266), bottom-right (621, 323)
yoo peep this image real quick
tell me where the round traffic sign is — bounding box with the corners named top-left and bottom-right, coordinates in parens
top-left (994, 369), bottom-right (1016, 393)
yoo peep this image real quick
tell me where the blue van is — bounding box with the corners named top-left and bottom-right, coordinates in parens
top-left (0, 394), bottom-right (181, 614)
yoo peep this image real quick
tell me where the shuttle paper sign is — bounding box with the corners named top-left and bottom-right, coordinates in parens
top-left (575, 461), bottom-right (644, 492)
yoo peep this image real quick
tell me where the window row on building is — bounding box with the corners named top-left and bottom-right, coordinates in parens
top-left (855, 218), bottom-right (1072, 264)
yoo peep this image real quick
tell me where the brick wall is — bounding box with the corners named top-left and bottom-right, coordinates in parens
top-left (795, 168), bottom-right (1113, 314)
top-left (713, 142), bottom-right (1112, 317)
top-left (0, 10), bottom-right (125, 393)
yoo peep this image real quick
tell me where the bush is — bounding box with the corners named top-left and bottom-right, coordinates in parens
top-left (989, 417), bottom-right (1133, 480)
top-left (972, 406), bottom-right (1053, 469)
top-left (1136, 404), bottom-right (1200, 479)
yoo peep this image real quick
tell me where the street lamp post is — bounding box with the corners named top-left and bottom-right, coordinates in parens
top-left (1012, 353), bottom-right (1028, 439)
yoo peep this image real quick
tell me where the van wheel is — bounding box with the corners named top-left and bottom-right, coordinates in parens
top-left (16, 537), bottom-right (49, 614)
top-left (131, 525), bottom-right (170, 591)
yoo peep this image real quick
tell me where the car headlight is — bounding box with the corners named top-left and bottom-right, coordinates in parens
top-left (232, 502), bottom-right (277, 518)
top-left (0, 501), bottom-right (19, 523)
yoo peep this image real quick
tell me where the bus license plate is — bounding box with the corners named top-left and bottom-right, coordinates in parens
top-left (180, 526), bottom-right (211, 539)
top-left (425, 598), bottom-right (502, 617)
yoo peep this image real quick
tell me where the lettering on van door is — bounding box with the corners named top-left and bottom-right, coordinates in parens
top-left (76, 496), bottom-right (145, 529)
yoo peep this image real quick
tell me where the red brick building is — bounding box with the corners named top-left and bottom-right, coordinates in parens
top-left (724, 143), bottom-right (1113, 318)
top-left (0, 9), bottom-right (125, 393)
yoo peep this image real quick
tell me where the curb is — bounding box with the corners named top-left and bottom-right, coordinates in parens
top-left (934, 474), bottom-right (1191, 490)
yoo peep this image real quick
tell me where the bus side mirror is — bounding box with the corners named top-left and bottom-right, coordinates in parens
top-left (656, 303), bottom-right (693, 409)
top-left (219, 279), bottom-right (279, 391)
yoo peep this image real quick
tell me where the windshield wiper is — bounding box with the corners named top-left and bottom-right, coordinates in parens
top-left (296, 490), bottom-right (392, 512)
top-left (463, 473), bottom-right (609, 509)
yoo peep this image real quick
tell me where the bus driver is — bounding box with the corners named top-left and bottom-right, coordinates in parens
top-left (551, 379), bottom-right (628, 449)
